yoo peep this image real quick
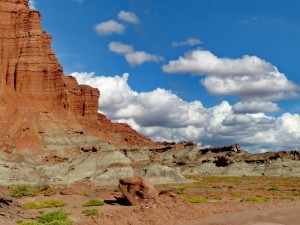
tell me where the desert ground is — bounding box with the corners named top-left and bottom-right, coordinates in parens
top-left (1, 175), bottom-right (300, 225)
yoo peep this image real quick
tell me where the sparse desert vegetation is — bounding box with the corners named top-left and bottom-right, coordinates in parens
top-left (2, 176), bottom-right (300, 225)
top-left (23, 199), bottom-right (67, 209)
top-left (82, 209), bottom-right (100, 216)
top-left (82, 199), bottom-right (104, 207)
top-left (11, 184), bottom-right (35, 198)
top-left (17, 211), bottom-right (71, 225)
top-left (158, 175), bottom-right (300, 203)
top-left (182, 196), bottom-right (207, 203)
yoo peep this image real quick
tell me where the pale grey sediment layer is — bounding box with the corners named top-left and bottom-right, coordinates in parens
top-left (0, 143), bottom-right (299, 185)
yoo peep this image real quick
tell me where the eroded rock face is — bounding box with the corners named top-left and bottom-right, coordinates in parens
top-left (0, 0), bottom-right (99, 119)
top-left (2, 1), bottom-right (300, 186)
top-left (0, 0), bottom-right (63, 107)
top-left (63, 76), bottom-right (100, 120)
top-left (180, 144), bottom-right (300, 177)
top-left (0, 0), bottom-right (158, 156)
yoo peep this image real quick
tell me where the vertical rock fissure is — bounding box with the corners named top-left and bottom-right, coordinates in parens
top-left (82, 102), bottom-right (85, 117)
top-left (13, 63), bottom-right (17, 91)
top-left (5, 67), bottom-right (9, 85)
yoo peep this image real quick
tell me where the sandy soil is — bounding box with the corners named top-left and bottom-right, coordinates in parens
top-left (190, 205), bottom-right (300, 225)
top-left (199, 205), bottom-right (300, 225)
top-left (1, 176), bottom-right (300, 225)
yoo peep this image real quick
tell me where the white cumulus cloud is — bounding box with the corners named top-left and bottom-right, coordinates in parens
top-left (108, 42), bottom-right (133, 55)
top-left (95, 20), bottom-right (125, 36)
top-left (163, 50), bottom-right (299, 101)
top-left (172, 38), bottom-right (202, 47)
top-left (163, 50), bottom-right (276, 76)
top-left (109, 41), bottom-right (163, 66)
top-left (71, 72), bottom-right (300, 152)
top-left (125, 51), bottom-right (163, 66)
top-left (118, 10), bottom-right (140, 24)
top-left (233, 101), bottom-right (281, 113)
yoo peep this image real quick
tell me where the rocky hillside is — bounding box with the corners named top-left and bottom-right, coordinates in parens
top-left (1, 141), bottom-right (300, 185)
top-left (0, 0), bottom-right (299, 186)
top-left (0, 0), bottom-right (188, 185)
top-left (0, 0), bottom-right (160, 158)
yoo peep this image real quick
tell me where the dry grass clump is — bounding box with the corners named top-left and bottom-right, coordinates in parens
top-left (82, 209), bottom-right (100, 216)
top-left (11, 184), bottom-right (35, 198)
top-left (23, 199), bottom-right (67, 209)
top-left (182, 196), bottom-right (206, 203)
top-left (82, 199), bottom-right (104, 207)
top-left (17, 210), bottom-right (71, 225)
top-left (244, 196), bottom-right (268, 203)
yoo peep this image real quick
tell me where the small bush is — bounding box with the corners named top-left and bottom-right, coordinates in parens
top-left (17, 221), bottom-right (41, 225)
top-left (38, 211), bottom-right (71, 225)
top-left (11, 184), bottom-right (35, 198)
top-left (23, 199), bottom-right (67, 209)
top-left (82, 209), bottom-right (100, 216)
top-left (44, 221), bottom-right (71, 225)
top-left (183, 196), bottom-right (206, 203)
top-left (230, 192), bottom-right (243, 198)
top-left (82, 199), bottom-right (104, 207)
top-left (268, 185), bottom-right (281, 192)
top-left (176, 188), bottom-right (188, 195)
top-left (245, 196), bottom-right (267, 203)
top-left (80, 192), bottom-right (91, 197)
top-left (41, 188), bottom-right (57, 196)
top-left (209, 193), bottom-right (222, 200)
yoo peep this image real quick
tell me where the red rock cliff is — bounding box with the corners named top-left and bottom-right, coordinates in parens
top-left (0, 0), bottom-right (99, 120)
top-left (0, 0), bottom-right (158, 156)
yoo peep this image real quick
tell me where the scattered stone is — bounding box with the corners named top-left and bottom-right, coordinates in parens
top-left (118, 176), bottom-right (159, 208)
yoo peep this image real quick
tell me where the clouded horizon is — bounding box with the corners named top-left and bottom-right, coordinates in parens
top-left (33, 0), bottom-right (300, 152)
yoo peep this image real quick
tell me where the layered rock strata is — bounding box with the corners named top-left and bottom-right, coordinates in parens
top-left (0, 0), bottom-right (158, 157)
top-left (0, 0), bottom-right (99, 117)
top-left (1, 1), bottom-right (300, 186)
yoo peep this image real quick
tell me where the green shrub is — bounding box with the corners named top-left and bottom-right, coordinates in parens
top-left (209, 193), bottom-right (222, 200)
top-left (230, 192), bottom-right (243, 198)
top-left (41, 188), bottom-right (57, 196)
top-left (82, 199), bottom-right (104, 207)
top-left (38, 211), bottom-right (71, 225)
top-left (82, 209), bottom-right (100, 216)
top-left (80, 192), bottom-right (91, 197)
top-left (176, 188), bottom-right (188, 195)
top-left (43, 221), bottom-right (71, 225)
top-left (245, 196), bottom-right (267, 203)
top-left (183, 196), bottom-right (206, 203)
top-left (11, 184), bottom-right (35, 197)
top-left (17, 221), bottom-right (41, 225)
top-left (268, 185), bottom-right (281, 192)
top-left (23, 199), bottom-right (67, 209)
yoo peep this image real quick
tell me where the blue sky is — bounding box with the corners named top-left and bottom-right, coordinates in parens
top-left (31, 0), bottom-right (300, 152)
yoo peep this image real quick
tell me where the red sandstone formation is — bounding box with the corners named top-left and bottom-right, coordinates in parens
top-left (0, 0), bottom-right (99, 118)
top-left (0, 0), bottom-right (158, 158)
